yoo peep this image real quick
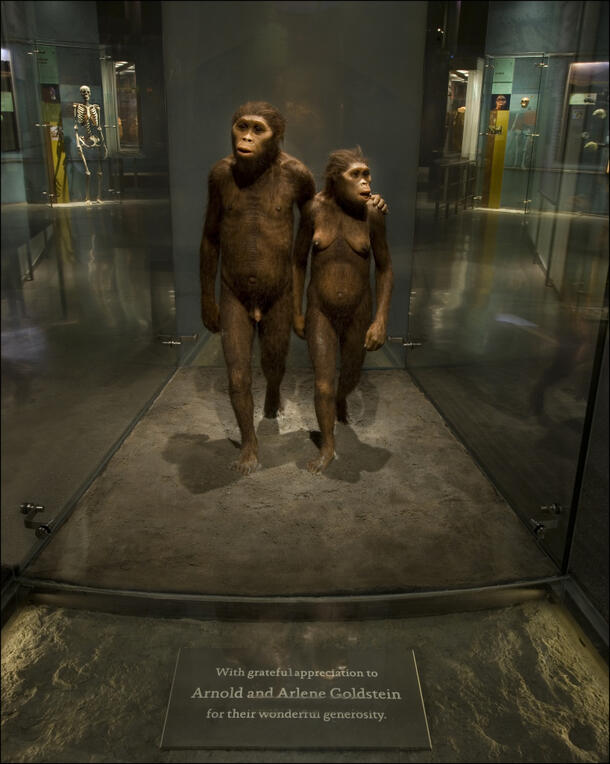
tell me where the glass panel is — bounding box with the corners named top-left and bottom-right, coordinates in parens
top-left (526, 55), bottom-right (573, 262)
top-left (474, 56), bottom-right (496, 203)
top-left (1, 39), bottom-right (178, 575)
top-left (2, 41), bottom-right (50, 205)
top-left (502, 57), bottom-right (544, 210)
top-left (409, 52), bottom-right (609, 567)
top-left (1, 39), bottom-right (51, 570)
top-left (476, 56), bottom-right (545, 211)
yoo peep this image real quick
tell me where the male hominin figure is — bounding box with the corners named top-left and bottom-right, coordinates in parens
top-left (199, 102), bottom-right (316, 474)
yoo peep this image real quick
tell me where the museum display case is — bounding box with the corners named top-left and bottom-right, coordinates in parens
top-left (0, 0), bottom-right (606, 614)
top-left (0, 1), bottom-right (608, 761)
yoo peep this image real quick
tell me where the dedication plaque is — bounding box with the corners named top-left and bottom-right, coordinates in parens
top-left (161, 646), bottom-right (431, 750)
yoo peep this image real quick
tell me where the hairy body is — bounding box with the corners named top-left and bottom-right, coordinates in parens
top-left (294, 150), bottom-right (393, 473)
top-left (200, 103), bottom-right (315, 474)
top-left (206, 154), bottom-right (313, 319)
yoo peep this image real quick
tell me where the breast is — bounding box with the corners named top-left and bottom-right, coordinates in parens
top-left (312, 224), bottom-right (370, 258)
top-left (312, 229), bottom-right (336, 252)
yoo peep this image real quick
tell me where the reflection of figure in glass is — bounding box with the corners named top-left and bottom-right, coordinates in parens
top-left (506, 95), bottom-right (537, 168)
top-left (293, 148), bottom-right (394, 473)
top-left (529, 307), bottom-right (593, 422)
top-left (73, 85), bottom-right (108, 204)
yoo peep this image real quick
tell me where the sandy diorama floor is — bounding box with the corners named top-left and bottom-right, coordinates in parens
top-left (26, 367), bottom-right (556, 595)
top-left (1, 599), bottom-right (608, 762)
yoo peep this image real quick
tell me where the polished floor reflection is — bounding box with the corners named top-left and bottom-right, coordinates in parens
top-left (1, 200), bottom-right (177, 569)
top-left (408, 206), bottom-right (608, 565)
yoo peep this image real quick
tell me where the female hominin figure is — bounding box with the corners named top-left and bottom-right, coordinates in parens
top-left (293, 147), bottom-right (394, 473)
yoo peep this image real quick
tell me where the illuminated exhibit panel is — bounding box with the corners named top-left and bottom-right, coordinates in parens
top-left (1, 47), bottom-right (19, 153)
top-left (114, 61), bottom-right (140, 151)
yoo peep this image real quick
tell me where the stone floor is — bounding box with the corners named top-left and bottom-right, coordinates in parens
top-left (1, 598), bottom-right (608, 763)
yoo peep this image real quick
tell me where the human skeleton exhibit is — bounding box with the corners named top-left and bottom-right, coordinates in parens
top-left (72, 84), bottom-right (108, 203)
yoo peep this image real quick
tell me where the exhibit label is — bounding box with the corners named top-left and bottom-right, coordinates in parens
top-left (161, 647), bottom-right (431, 750)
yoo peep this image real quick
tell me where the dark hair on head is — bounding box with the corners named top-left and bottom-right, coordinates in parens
top-left (324, 146), bottom-right (368, 195)
top-left (232, 101), bottom-right (286, 141)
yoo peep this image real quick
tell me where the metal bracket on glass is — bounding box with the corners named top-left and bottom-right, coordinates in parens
top-left (387, 337), bottom-right (422, 350)
top-left (20, 503), bottom-right (55, 539)
top-left (540, 503), bottom-right (563, 515)
top-left (536, 62), bottom-right (549, 68)
top-left (158, 333), bottom-right (199, 346)
top-left (529, 504), bottom-right (563, 539)
top-left (529, 517), bottom-right (560, 539)
top-left (35, 123), bottom-right (52, 128)
top-left (529, 519), bottom-right (546, 538)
